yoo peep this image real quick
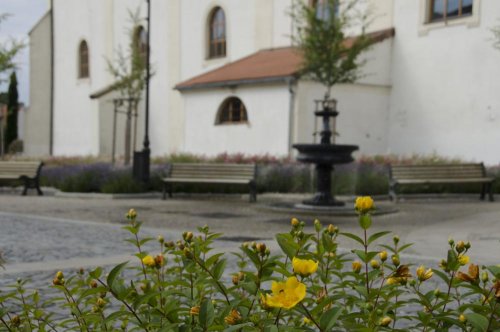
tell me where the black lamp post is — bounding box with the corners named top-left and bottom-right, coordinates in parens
top-left (133, 0), bottom-right (151, 182)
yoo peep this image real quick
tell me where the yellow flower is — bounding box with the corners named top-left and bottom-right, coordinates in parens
top-left (224, 309), bottom-right (241, 325)
top-left (352, 261), bottom-right (362, 273)
top-left (458, 255), bottom-right (470, 266)
top-left (416, 265), bottom-right (433, 282)
top-left (291, 218), bottom-right (300, 227)
top-left (189, 306), bottom-right (200, 316)
top-left (370, 259), bottom-right (380, 269)
top-left (292, 257), bottom-right (318, 277)
top-left (459, 314), bottom-right (467, 323)
top-left (303, 317), bottom-right (312, 325)
top-left (456, 264), bottom-right (479, 283)
top-left (142, 255), bottom-right (155, 267)
top-left (379, 251), bottom-right (388, 262)
top-left (354, 196), bottom-right (374, 213)
top-left (264, 277), bottom-right (306, 309)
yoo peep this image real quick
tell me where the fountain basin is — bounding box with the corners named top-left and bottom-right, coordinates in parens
top-left (293, 144), bottom-right (359, 164)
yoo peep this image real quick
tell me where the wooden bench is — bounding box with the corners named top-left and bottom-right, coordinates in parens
top-left (389, 163), bottom-right (494, 202)
top-left (162, 163), bottom-right (257, 202)
top-left (0, 161), bottom-right (44, 196)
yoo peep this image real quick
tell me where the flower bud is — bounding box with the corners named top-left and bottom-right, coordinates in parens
top-left (459, 314), bottom-right (466, 323)
top-left (126, 208), bottom-right (137, 220)
top-left (183, 248), bottom-right (193, 259)
top-left (232, 275), bottom-right (239, 285)
top-left (56, 271), bottom-right (64, 280)
top-left (53, 277), bottom-right (64, 286)
top-left (265, 248), bottom-right (271, 256)
top-left (10, 315), bottom-right (21, 327)
top-left (352, 261), bottom-right (362, 273)
top-left (393, 235), bottom-right (400, 245)
top-left (455, 241), bottom-right (465, 253)
top-left (256, 243), bottom-right (266, 254)
top-left (327, 224), bottom-right (337, 235)
top-left (379, 316), bottom-right (392, 327)
top-left (434, 288), bottom-right (441, 297)
top-left (177, 242), bottom-right (185, 250)
top-left (166, 241), bottom-right (175, 248)
top-left (448, 237), bottom-right (454, 246)
top-left (155, 255), bottom-right (165, 267)
top-left (157, 235), bottom-right (164, 243)
top-left (291, 218), bottom-right (300, 227)
top-left (314, 219), bottom-right (322, 232)
top-left (238, 271), bottom-right (245, 281)
top-left (379, 251), bottom-right (388, 262)
top-left (297, 231), bottom-right (304, 239)
top-left (392, 255), bottom-right (400, 267)
top-left (481, 271), bottom-right (489, 283)
top-left (370, 259), bottom-right (380, 269)
top-left (465, 241), bottom-right (471, 250)
top-left (79, 267), bottom-right (84, 275)
top-left (183, 231), bottom-right (193, 242)
top-left (90, 280), bottom-right (98, 288)
top-left (96, 297), bottom-right (106, 307)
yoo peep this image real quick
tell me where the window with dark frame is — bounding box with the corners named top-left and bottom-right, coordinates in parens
top-left (216, 97), bottom-right (248, 124)
top-left (310, 0), bottom-right (339, 21)
top-left (78, 40), bottom-right (89, 78)
top-left (209, 7), bottom-right (226, 58)
top-left (429, 0), bottom-right (473, 22)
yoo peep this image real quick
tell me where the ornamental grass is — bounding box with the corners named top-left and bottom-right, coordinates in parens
top-left (1, 199), bottom-right (500, 331)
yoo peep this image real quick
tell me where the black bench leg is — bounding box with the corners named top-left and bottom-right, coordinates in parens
top-left (488, 183), bottom-right (494, 202)
top-left (389, 183), bottom-right (398, 202)
top-left (480, 184), bottom-right (486, 201)
top-left (35, 180), bottom-right (43, 196)
top-left (249, 181), bottom-right (257, 203)
top-left (162, 183), bottom-right (167, 200)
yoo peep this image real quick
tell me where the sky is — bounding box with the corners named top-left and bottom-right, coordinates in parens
top-left (0, 0), bottom-right (48, 105)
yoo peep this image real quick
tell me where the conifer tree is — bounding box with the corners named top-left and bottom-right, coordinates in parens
top-left (5, 71), bottom-right (18, 150)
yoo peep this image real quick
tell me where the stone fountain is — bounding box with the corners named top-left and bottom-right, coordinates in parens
top-left (293, 98), bottom-right (358, 206)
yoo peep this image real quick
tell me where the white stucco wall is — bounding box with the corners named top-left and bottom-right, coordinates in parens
top-left (52, 0), bottom-right (111, 155)
top-left (388, 0), bottom-right (500, 165)
top-left (182, 85), bottom-right (291, 156)
top-left (25, 12), bottom-right (52, 156)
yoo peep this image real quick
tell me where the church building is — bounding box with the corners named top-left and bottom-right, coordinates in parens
top-left (24, 0), bottom-right (500, 165)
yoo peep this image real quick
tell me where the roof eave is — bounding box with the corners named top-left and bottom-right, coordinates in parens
top-left (176, 75), bottom-right (297, 92)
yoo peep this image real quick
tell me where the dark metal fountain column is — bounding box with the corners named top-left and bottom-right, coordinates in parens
top-left (293, 99), bottom-right (358, 206)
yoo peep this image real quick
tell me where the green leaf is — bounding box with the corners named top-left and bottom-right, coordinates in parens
top-left (89, 267), bottom-right (102, 279)
top-left (106, 261), bottom-right (128, 288)
top-left (319, 306), bottom-right (342, 331)
top-left (367, 231), bottom-right (391, 245)
top-left (276, 233), bottom-right (300, 259)
top-left (447, 249), bottom-right (459, 271)
top-left (398, 243), bottom-right (414, 252)
top-left (223, 322), bottom-right (254, 332)
top-left (486, 265), bottom-right (500, 278)
top-left (212, 259), bottom-right (226, 280)
top-left (464, 312), bottom-right (489, 332)
top-left (199, 299), bottom-right (215, 329)
top-left (339, 232), bottom-right (364, 246)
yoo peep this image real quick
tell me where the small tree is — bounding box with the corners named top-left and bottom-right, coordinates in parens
top-left (107, 9), bottom-right (148, 165)
top-left (5, 71), bottom-right (18, 150)
top-left (292, 0), bottom-right (374, 99)
top-left (0, 14), bottom-right (24, 83)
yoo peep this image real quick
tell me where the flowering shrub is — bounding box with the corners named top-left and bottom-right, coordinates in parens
top-left (1, 198), bottom-right (500, 331)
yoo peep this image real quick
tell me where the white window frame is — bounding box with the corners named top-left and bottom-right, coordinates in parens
top-left (418, 0), bottom-right (480, 36)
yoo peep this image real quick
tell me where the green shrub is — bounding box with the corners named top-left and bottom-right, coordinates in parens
top-left (1, 200), bottom-right (499, 331)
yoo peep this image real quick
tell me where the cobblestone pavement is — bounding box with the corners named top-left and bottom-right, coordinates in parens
top-left (0, 192), bottom-right (499, 287)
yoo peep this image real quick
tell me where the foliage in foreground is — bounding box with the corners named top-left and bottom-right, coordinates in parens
top-left (1, 198), bottom-right (500, 331)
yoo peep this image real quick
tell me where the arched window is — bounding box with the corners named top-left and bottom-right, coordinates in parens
top-left (133, 25), bottom-right (148, 65)
top-left (216, 97), bottom-right (248, 124)
top-left (311, 0), bottom-right (338, 21)
top-left (208, 7), bottom-right (226, 58)
top-left (78, 40), bottom-right (89, 78)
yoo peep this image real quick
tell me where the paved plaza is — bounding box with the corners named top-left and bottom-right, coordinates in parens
top-left (0, 192), bottom-right (499, 287)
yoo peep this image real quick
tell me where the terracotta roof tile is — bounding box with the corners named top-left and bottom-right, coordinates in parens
top-left (176, 28), bottom-right (395, 91)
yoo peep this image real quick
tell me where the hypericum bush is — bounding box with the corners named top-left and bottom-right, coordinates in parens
top-left (1, 199), bottom-right (500, 331)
